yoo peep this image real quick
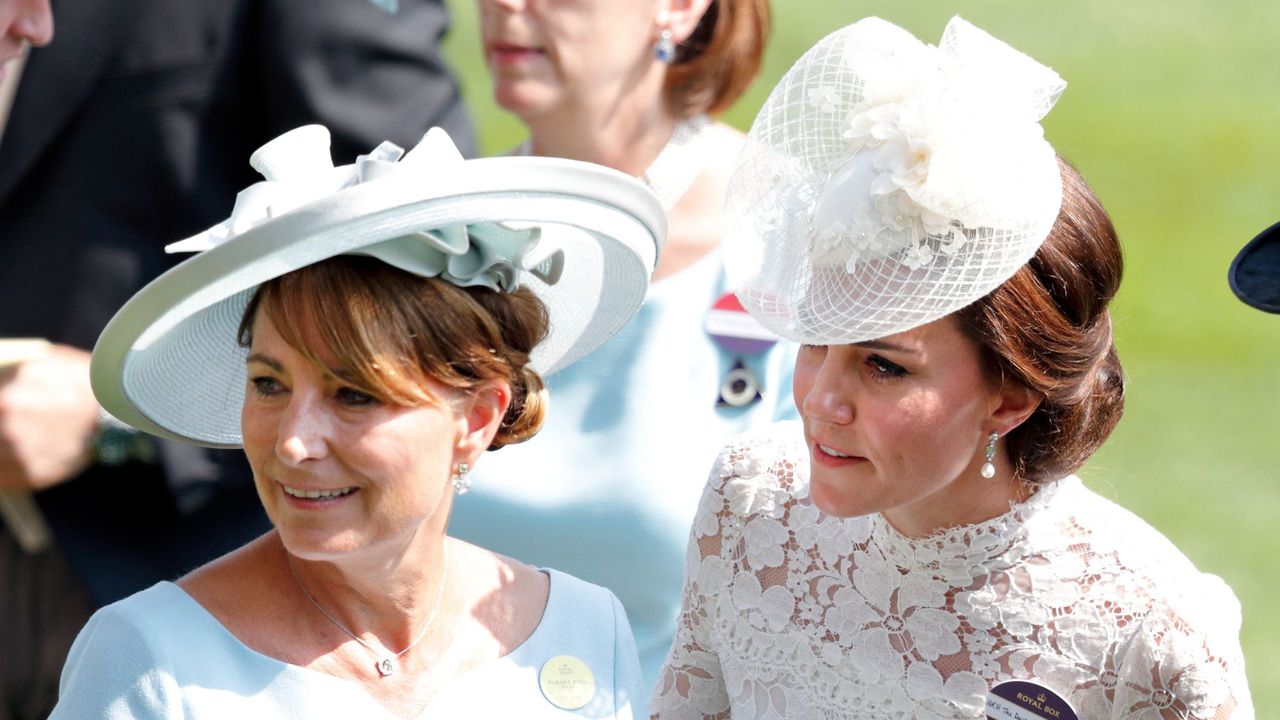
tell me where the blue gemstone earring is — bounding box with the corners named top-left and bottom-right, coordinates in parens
top-left (654, 29), bottom-right (676, 63)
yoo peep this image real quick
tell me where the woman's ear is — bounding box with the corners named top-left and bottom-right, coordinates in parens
top-left (454, 380), bottom-right (512, 464)
top-left (988, 381), bottom-right (1041, 436)
top-left (656, 0), bottom-right (714, 45)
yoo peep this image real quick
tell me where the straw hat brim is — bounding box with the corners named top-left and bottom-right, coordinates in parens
top-left (90, 155), bottom-right (665, 448)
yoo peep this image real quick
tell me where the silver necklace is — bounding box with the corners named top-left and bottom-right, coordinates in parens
top-left (515, 113), bottom-right (712, 211)
top-left (286, 548), bottom-right (449, 679)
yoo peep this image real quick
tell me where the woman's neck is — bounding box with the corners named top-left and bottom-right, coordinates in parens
top-left (880, 462), bottom-right (1034, 539)
top-left (522, 97), bottom-right (678, 178)
top-left (282, 531), bottom-right (449, 653)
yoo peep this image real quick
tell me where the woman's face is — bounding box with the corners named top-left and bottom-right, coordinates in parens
top-left (241, 312), bottom-right (468, 561)
top-left (477, 0), bottom-right (665, 118)
top-left (794, 316), bottom-right (1020, 535)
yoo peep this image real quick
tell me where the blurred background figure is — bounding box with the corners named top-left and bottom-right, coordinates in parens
top-left (449, 0), bottom-right (796, 684)
top-left (0, 1), bottom-right (470, 717)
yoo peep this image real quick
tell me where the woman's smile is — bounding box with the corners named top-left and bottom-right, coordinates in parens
top-left (277, 482), bottom-right (360, 506)
top-left (810, 442), bottom-right (867, 467)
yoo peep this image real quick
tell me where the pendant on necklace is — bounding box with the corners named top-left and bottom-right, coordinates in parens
top-left (376, 658), bottom-right (396, 677)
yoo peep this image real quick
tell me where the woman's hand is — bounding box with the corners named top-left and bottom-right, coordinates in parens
top-left (0, 344), bottom-right (98, 490)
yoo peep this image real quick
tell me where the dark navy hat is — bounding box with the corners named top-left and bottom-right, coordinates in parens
top-left (1230, 221), bottom-right (1280, 313)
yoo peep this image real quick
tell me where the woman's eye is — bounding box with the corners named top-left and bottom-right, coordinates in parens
top-left (335, 387), bottom-right (378, 407)
top-left (867, 354), bottom-right (908, 379)
top-left (250, 376), bottom-right (283, 396)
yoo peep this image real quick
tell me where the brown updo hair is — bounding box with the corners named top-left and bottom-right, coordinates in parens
top-left (955, 157), bottom-right (1126, 484)
top-left (237, 256), bottom-right (549, 450)
top-left (665, 0), bottom-right (770, 118)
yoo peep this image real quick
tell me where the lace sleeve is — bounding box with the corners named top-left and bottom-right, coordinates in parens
top-left (650, 429), bottom-right (799, 720)
top-left (650, 446), bottom-right (734, 720)
top-left (1109, 575), bottom-right (1253, 719)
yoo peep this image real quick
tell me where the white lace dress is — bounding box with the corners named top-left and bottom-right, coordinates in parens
top-left (651, 423), bottom-right (1252, 719)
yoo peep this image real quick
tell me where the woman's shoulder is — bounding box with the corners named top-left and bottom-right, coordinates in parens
top-left (1060, 479), bottom-right (1221, 585)
top-left (50, 582), bottom-right (233, 718)
top-left (483, 567), bottom-right (645, 716)
top-left (686, 422), bottom-right (812, 539)
top-left (1110, 565), bottom-right (1251, 715)
top-left (541, 568), bottom-right (630, 637)
top-left (82, 581), bottom-right (205, 638)
top-left (1048, 480), bottom-right (1252, 714)
top-left (709, 420), bottom-right (808, 495)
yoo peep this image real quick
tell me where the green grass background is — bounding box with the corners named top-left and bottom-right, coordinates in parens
top-left (442, 0), bottom-right (1280, 703)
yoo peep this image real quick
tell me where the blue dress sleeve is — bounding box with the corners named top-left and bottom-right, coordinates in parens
top-left (50, 605), bottom-right (183, 720)
top-left (611, 592), bottom-right (648, 720)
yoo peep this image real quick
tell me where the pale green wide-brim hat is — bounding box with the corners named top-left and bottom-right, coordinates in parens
top-left (91, 125), bottom-right (666, 448)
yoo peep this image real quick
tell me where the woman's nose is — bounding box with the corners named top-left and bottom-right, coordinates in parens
top-left (801, 353), bottom-right (855, 425)
top-left (10, 0), bottom-right (54, 47)
top-left (275, 396), bottom-right (329, 465)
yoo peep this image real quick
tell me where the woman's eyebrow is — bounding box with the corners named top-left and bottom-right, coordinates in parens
top-left (245, 353), bottom-right (283, 372)
top-left (854, 340), bottom-right (921, 355)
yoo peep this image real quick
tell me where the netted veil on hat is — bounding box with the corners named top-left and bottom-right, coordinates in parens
top-left (91, 125), bottom-right (665, 448)
top-left (724, 16), bottom-right (1066, 344)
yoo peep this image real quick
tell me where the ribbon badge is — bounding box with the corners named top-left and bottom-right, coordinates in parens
top-left (706, 292), bottom-right (779, 407)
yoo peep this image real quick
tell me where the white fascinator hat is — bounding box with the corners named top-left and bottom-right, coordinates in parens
top-left (724, 16), bottom-right (1066, 344)
top-left (91, 125), bottom-right (665, 448)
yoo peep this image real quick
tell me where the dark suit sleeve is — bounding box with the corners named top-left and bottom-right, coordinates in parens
top-left (253, 0), bottom-right (475, 160)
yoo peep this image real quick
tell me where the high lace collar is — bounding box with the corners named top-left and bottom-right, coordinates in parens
top-left (865, 476), bottom-right (1080, 579)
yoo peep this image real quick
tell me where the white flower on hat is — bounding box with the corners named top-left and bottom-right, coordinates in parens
top-left (724, 16), bottom-right (1067, 344)
top-left (813, 18), bottom-right (1063, 273)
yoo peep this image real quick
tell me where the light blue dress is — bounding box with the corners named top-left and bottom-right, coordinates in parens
top-left (450, 251), bottom-right (798, 684)
top-left (51, 569), bottom-right (645, 719)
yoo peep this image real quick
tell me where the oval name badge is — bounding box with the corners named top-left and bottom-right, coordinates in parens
top-left (986, 681), bottom-right (1077, 720)
top-left (539, 655), bottom-right (595, 711)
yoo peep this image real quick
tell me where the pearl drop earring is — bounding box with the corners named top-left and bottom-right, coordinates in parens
top-left (981, 432), bottom-right (999, 479)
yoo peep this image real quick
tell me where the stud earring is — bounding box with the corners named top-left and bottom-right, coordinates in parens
top-left (452, 462), bottom-right (471, 495)
top-left (981, 432), bottom-right (999, 479)
top-left (654, 28), bottom-right (676, 63)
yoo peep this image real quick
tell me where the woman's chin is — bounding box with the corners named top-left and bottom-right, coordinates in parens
top-left (276, 528), bottom-right (365, 562)
top-left (807, 468), bottom-right (877, 519)
top-left (493, 83), bottom-right (560, 120)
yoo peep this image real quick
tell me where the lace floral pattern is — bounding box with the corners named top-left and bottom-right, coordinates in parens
top-left (651, 423), bottom-right (1252, 719)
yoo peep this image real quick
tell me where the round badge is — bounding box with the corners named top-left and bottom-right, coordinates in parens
top-left (539, 655), bottom-right (595, 711)
top-left (985, 681), bottom-right (1077, 720)
top-left (705, 292), bottom-right (778, 355)
top-left (718, 361), bottom-right (761, 407)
